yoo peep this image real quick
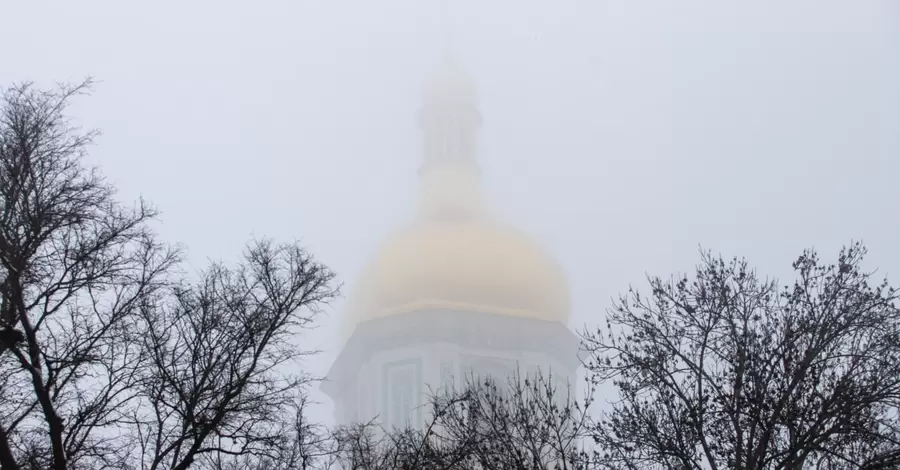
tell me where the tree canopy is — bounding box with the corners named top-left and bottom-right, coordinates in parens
top-left (582, 244), bottom-right (900, 470)
top-left (0, 82), bottom-right (338, 470)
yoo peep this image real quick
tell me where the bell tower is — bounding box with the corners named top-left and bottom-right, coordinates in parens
top-left (322, 58), bottom-right (580, 431)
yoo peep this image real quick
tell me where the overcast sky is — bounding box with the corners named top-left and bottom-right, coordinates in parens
top-left (2, 0), bottom-right (898, 424)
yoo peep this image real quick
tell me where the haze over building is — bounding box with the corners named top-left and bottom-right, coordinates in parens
top-left (322, 55), bottom-right (580, 428)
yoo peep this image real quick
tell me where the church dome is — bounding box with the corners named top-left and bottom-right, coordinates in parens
top-left (344, 217), bottom-right (571, 337)
top-left (341, 56), bottom-right (570, 339)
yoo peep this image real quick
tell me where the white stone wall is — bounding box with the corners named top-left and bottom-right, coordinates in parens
top-left (344, 340), bottom-right (577, 430)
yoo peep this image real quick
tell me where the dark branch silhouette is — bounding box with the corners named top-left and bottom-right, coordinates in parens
top-left (581, 243), bottom-right (900, 470)
top-left (0, 81), bottom-right (338, 470)
top-left (323, 370), bottom-right (593, 470)
top-left (132, 240), bottom-right (338, 470)
top-left (0, 80), bottom-right (179, 470)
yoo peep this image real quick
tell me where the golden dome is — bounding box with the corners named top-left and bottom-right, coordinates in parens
top-left (344, 217), bottom-right (571, 337)
top-left (341, 57), bottom-right (570, 338)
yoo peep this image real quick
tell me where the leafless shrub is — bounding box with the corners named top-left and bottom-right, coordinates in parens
top-left (325, 370), bottom-right (593, 470)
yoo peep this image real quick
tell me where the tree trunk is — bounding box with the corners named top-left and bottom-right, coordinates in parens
top-left (0, 424), bottom-right (20, 470)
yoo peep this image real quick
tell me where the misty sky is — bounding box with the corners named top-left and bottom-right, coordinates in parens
top-left (2, 0), bottom-right (898, 424)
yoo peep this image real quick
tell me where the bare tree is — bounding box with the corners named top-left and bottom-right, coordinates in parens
top-left (0, 81), bottom-right (179, 470)
top-left (0, 81), bottom-right (340, 470)
top-left (431, 371), bottom-right (593, 470)
top-left (323, 402), bottom-right (473, 470)
top-left (325, 370), bottom-right (594, 470)
top-left (131, 240), bottom-right (338, 470)
top-left (192, 394), bottom-right (337, 470)
top-left (581, 243), bottom-right (900, 470)
top-left (329, 420), bottom-right (412, 470)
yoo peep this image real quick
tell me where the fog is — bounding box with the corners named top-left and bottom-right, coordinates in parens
top-left (2, 0), bottom-right (898, 426)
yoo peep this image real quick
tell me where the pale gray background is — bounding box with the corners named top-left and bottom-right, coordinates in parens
top-left (2, 0), bottom-right (898, 424)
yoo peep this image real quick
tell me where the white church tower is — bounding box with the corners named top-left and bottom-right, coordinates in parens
top-left (322, 57), bottom-right (580, 429)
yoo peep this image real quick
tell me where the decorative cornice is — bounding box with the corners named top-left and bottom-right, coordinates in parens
top-left (322, 309), bottom-right (582, 398)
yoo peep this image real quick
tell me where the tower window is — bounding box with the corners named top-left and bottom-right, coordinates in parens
top-left (440, 360), bottom-right (455, 392)
top-left (388, 364), bottom-right (415, 430)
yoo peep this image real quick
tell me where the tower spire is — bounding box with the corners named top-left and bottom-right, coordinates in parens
top-left (417, 54), bottom-right (484, 219)
top-left (420, 58), bottom-right (480, 168)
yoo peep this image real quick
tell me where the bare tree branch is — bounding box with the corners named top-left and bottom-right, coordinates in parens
top-left (132, 239), bottom-right (338, 470)
top-left (0, 80), bottom-right (180, 470)
top-left (582, 243), bottom-right (900, 470)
